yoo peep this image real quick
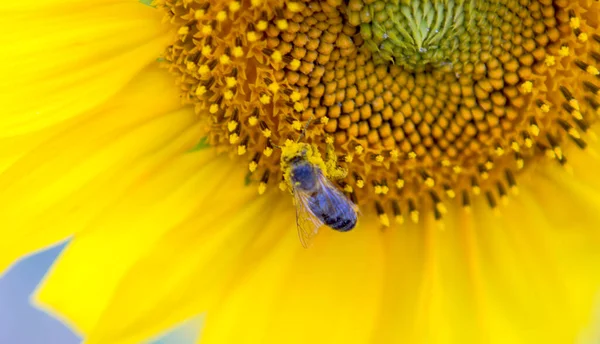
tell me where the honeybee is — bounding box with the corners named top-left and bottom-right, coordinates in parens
top-left (280, 141), bottom-right (358, 247)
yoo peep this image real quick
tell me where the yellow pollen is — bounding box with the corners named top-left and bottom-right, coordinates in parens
top-left (229, 1), bottom-right (240, 12)
top-left (410, 211), bottom-right (419, 224)
top-left (249, 161), bottom-right (258, 172)
top-left (544, 56), bottom-right (555, 66)
top-left (578, 33), bottom-right (588, 42)
top-left (344, 185), bottom-right (353, 193)
top-left (195, 85), bottom-right (206, 96)
top-left (248, 116), bottom-right (258, 126)
top-left (194, 9), bottom-right (205, 20)
top-left (356, 180), bottom-right (365, 188)
top-left (258, 182), bottom-right (267, 195)
top-left (587, 66), bottom-right (599, 76)
top-left (201, 45), bottom-right (211, 57)
top-left (259, 94), bottom-right (271, 104)
top-left (287, 2), bottom-right (303, 12)
top-left (520, 81), bottom-right (533, 94)
top-left (256, 20), bottom-right (267, 31)
top-left (263, 147), bottom-right (273, 157)
top-left (320, 117), bottom-right (329, 125)
top-left (219, 54), bottom-right (231, 65)
top-left (292, 121), bottom-right (302, 131)
top-left (559, 46), bottom-right (570, 57)
top-left (344, 154), bottom-right (353, 163)
top-left (223, 90), bottom-right (234, 100)
top-left (354, 146), bottom-right (364, 155)
top-left (247, 31), bottom-right (258, 42)
top-left (198, 64), bottom-right (210, 76)
top-left (375, 155), bottom-right (384, 163)
top-left (209, 104), bottom-right (219, 114)
top-left (270, 50), bottom-right (282, 63)
top-left (276, 19), bottom-right (288, 31)
top-left (379, 214), bottom-right (390, 227)
top-left (278, 181), bottom-right (287, 191)
top-left (201, 25), bottom-right (212, 35)
top-left (227, 121), bottom-right (238, 132)
top-left (177, 26), bottom-right (189, 35)
top-left (540, 104), bottom-right (550, 113)
top-left (289, 59), bottom-right (301, 70)
top-left (232, 46), bottom-right (244, 58)
top-left (216, 10), bottom-right (227, 22)
top-left (396, 179), bottom-right (404, 189)
top-left (261, 129), bottom-right (271, 138)
top-left (237, 145), bottom-right (247, 155)
top-left (229, 133), bottom-right (239, 144)
top-left (225, 77), bottom-right (237, 88)
top-left (570, 17), bottom-right (581, 29)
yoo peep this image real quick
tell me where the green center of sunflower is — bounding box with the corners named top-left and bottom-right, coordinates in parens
top-left (348, 0), bottom-right (482, 72)
top-left (159, 0), bottom-right (600, 225)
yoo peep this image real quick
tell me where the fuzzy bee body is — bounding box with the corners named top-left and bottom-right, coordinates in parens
top-left (282, 143), bottom-right (358, 247)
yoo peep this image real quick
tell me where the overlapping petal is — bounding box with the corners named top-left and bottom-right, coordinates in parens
top-left (0, 66), bottom-right (195, 274)
top-left (0, 0), bottom-right (172, 137)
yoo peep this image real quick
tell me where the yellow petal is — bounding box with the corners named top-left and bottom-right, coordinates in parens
top-left (0, 66), bottom-right (193, 274)
top-left (200, 213), bottom-right (386, 344)
top-left (0, 0), bottom-right (172, 136)
top-left (35, 154), bottom-right (258, 341)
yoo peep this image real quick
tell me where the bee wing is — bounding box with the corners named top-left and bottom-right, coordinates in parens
top-left (292, 188), bottom-right (325, 248)
top-left (315, 173), bottom-right (359, 213)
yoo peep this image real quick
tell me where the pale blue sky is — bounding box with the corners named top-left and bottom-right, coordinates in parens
top-left (0, 244), bottom-right (201, 344)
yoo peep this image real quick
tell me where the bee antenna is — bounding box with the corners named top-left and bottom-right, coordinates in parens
top-left (269, 139), bottom-right (281, 149)
top-left (296, 115), bottom-right (314, 142)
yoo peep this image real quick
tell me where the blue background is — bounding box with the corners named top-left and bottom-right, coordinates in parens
top-left (0, 243), bottom-right (201, 344)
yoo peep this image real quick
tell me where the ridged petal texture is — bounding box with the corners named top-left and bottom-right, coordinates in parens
top-left (0, 1), bottom-right (599, 344)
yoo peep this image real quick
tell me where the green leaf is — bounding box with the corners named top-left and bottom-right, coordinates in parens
top-left (139, 0), bottom-right (154, 6)
top-left (189, 137), bottom-right (210, 152)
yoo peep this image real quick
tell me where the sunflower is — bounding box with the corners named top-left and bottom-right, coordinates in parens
top-left (2, 0), bottom-right (600, 342)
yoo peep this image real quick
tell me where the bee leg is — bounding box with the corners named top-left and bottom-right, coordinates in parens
top-left (325, 140), bottom-right (347, 179)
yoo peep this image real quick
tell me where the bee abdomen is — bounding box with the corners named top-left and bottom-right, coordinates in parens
top-left (321, 213), bottom-right (357, 232)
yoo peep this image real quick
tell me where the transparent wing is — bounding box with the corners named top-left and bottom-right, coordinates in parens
top-left (315, 173), bottom-right (359, 214)
top-left (292, 188), bottom-right (325, 248)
